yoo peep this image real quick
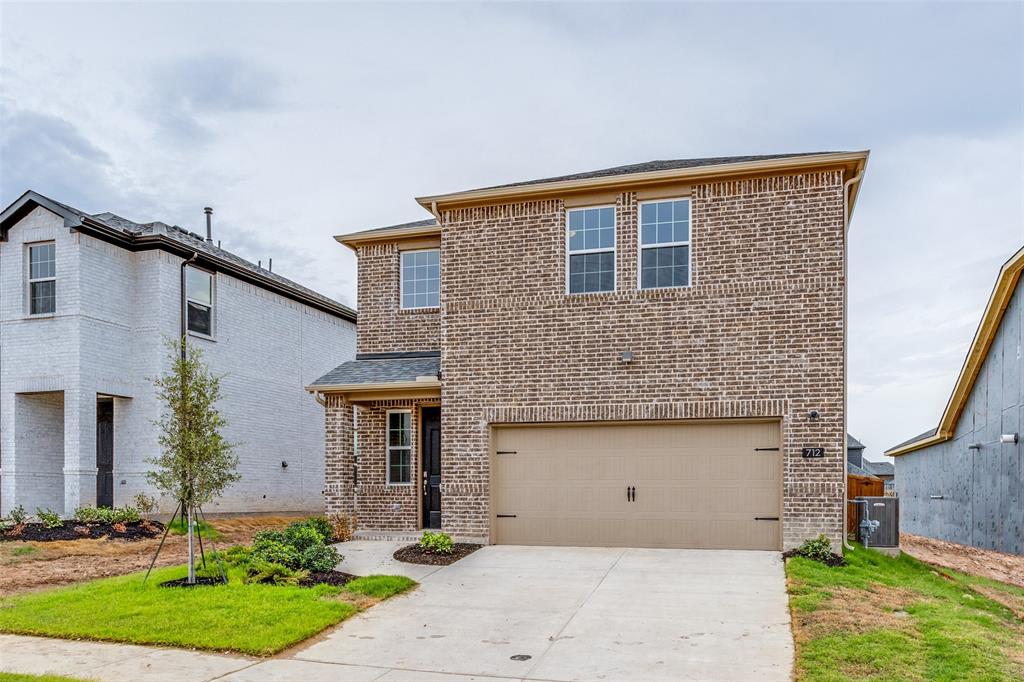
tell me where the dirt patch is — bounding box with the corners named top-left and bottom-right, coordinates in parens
top-left (901, 533), bottom-right (1024, 589)
top-left (393, 543), bottom-right (482, 566)
top-left (299, 571), bottom-right (357, 588)
top-left (0, 515), bottom-right (294, 596)
top-left (1, 520), bottom-right (163, 542)
top-left (791, 581), bottom-right (926, 641)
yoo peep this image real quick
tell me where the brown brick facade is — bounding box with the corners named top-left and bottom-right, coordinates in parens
top-left (355, 241), bottom-right (440, 353)
top-left (325, 169), bottom-right (848, 549)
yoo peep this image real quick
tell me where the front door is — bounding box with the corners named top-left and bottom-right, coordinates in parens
top-left (421, 407), bottom-right (441, 529)
top-left (96, 398), bottom-right (114, 508)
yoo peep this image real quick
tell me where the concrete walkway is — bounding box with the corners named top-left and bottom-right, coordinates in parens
top-left (0, 542), bottom-right (793, 681)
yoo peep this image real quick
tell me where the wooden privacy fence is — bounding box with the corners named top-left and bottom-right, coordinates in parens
top-left (847, 474), bottom-right (884, 533)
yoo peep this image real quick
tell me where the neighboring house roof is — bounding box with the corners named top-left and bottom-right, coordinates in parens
top-left (847, 434), bottom-right (866, 450)
top-left (308, 351), bottom-right (441, 391)
top-left (336, 151), bottom-right (870, 248)
top-left (0, 190), bottom-right (356, 322)
top-left (862, 460), bottom-right (895, 477)
top-left (886, 245), bottom-right (1024, 456)
top-left (847, 461), bottom-right (877, 478)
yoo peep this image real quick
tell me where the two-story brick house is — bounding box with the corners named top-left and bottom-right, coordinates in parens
top-left (1, 191), bottom-right (357, 517)
top-left (310, 151), bottom-right (869, 550)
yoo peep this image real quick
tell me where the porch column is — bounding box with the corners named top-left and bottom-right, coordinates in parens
top-left (63, 390), bottom-right (97, 515)
top-left (323, 394), bottom-right (356, 515)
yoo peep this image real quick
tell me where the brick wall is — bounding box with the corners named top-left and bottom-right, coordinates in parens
top-left (325, 169), bottom-right (848, 549)
top-left (356, 242), bottom-right (440, 353)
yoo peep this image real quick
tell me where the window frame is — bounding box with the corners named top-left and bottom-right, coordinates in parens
top-left (565, 204), bottom-right (617, 295)
top-left (637, 197), bottom-right (693, 291)
top-left (385, 409), bottom-right (413, 486)
top-left (26, 241), bottom-right (57, 316)
top-left (399, 248), bottom-right (440, 311)
top-left (184, 265), bottom-right (216, 339)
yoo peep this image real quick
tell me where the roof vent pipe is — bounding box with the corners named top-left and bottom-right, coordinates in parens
top-left (204, 207), bottom-right (213, 243)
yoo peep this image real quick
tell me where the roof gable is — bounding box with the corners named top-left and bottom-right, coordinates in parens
top-left (887, 245), bottom-right (1024, 456)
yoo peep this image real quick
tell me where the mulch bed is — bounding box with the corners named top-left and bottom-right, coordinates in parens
top-left (0, 520), bottom-right (164, 543)
top-left (783, 548), bottom-right (847, 567)
top-left (159, 576), bottom-right (225, 588)
top-left (394, 543), bottom-right (482, 566)
top-left (299, 571), bottom-right (357, 588)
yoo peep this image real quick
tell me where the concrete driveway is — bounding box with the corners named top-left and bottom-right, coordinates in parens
top-left (283, 542), bottom-right (793, 682)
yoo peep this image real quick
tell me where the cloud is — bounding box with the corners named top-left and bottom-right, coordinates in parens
top-left (144, 54), bottom-right (280, 141)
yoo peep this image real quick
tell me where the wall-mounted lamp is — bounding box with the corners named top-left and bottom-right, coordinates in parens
top-left (281, 461), bottom-right (288, 469)
top-left (1000, 433), bottom-right (1019, 445)
top-left (620, 351), bottom-right (635, 363)
top-left (808, 410), bottom-right (820, 421)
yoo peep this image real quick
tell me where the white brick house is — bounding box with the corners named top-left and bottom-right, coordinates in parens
top-left (0, 191), bottom-right (357, 517)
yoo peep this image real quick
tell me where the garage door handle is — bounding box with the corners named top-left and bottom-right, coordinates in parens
top-left (496, 514), bottom-right (517, 518)
top-left (754, 516), bottom-right (779, 521)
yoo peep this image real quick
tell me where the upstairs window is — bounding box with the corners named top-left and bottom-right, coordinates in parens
top-left (387, 410), bottom-right (412, 484)
top-left (567, 206), bottom-right (615, 294)
top-left (401, 249), bottom-right (439, 309)
top-left (185, 266), bottom-right (214, 336)
top-left (28, 242), bottom-right (56, 315)
top-left (639, 199), bottom-right (690, 289)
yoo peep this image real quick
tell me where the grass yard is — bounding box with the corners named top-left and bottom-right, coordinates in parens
top-left (0, 675), bottom-right (92, 682)
top-left (0, 565), bottom-right (416, 655)
top-left (787, 543), bottom-right (1024, 681)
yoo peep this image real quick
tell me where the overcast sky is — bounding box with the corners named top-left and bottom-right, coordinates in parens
top-left (2, 2), bottom-right (1022, 461)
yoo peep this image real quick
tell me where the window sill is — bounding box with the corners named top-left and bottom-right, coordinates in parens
top-left (187, 330), bottom-right (217, 342)
top-left (398, 307), bottom-right (440, 314)
top-left (24, 312), bottom-right (57, 320)
top-left (386, 482), bottom-right (414, 487)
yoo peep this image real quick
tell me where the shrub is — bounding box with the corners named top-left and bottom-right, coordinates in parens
top-left (133, 493), bottom-right (158, 517)
top-left (419, 531), bottom-right (454, 555)
top-left (8, 505), bottom-right (27, 525)
top-left (73, 506), bottom-right (141, 525)
top-left (327, 512), bottom-right (358, 542)
top-left (36, 508), bottom-right (63, 529)
top-left (221, 545), bottom-right (254, 568)
top-left (299, 544), bottom-right (341, 572)
top-left (784, 534), bottom-right (846, 567)
top-left (244, 561), bottom-right (308, 586)
top-left (284, 524), bottom-right (327, 552)
top-left (252, 537), bottom-right (300, 568)
top-left (73, 506), bottom-right (102, 523)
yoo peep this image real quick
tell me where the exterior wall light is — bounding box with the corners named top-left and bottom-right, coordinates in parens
top-left (281, 461), bottom-right (288, 468)
top-left (1001, 433), bottom-right (1019, 444)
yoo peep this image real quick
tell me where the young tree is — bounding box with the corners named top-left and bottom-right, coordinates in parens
top-left (149, 339), bottom-right (239, 583)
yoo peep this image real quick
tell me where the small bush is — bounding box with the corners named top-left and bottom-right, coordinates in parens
top-left (8, 505), bottom-right (27, 525)
top-left (284, 524), bottom-right (327, 552)
top-left (244, 561), bottom-right (308, 586)
top-left (132, 493), bottom-right (158, 517)
top-left (36, 508), bottom-right (63, 529)
top-left (300, 517), bottom-right (334, 543)
top-left (299, 544), bottom-right (341, 572)
top-left (784, 534), bottom-right (846, 567)
top-left (221, 545), bottom-right (254, 568)
top-left (73, 506), bottom-right (140, 525)
top-left (253, 537), bottom-right (300, 567)
top-left (327, 512), bottom-right (358, 542)
top-left (73, 506), bottom-right (101, 523)
top-left (418, 531), bottom-right (454, 555)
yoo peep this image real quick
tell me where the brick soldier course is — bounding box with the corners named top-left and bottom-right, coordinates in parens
top-left (310, 152), bottom-right (869, 550)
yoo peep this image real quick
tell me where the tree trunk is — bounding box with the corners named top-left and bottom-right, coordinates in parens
top-left (187, 504), bottom-right (195, 584)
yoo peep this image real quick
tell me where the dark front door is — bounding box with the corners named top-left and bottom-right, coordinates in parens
top-left (96, 398), bottom-right (114, 508)
top-left (421, 407), bottom-right (442, 529)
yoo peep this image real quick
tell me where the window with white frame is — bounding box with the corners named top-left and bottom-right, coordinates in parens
top-left (386, 410), bottom-right (412, 484)
top-left (400, 249), bottom-right (440, 309)
top-left (567, 206), bottom-right (615, 294)
top-left (28, 242), bottom-right (56, 315)
top-left (639, 199), bottom-right (690, 289)
top-left (185, 266), bottom-right (214, 336)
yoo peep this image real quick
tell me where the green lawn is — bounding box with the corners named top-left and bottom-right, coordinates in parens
top-left (0, 565), bottom-right (416, 656)
top-left (787, 544), bottom-right (1024, 681)
top-left (0, 675), bottom-right (91, 682)
top-left (166, 517), bottom-right (222, 541)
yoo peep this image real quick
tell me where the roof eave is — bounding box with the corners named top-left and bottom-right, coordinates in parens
top-left (334, 223), bottom-right (442, 250)
top-left (885, 432), bottom-right (949, 457)
top-left (0, 191), bottom-right (84, 240)
top-left (415, 151), bottom-right (870, 212)
top-left (305, 379), bottom-right (442, 395)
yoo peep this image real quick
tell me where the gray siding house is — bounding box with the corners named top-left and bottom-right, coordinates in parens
top-left (0, 191), bottom-right (357, 517)
top-left (887, 245), bottom-right (1023, 555)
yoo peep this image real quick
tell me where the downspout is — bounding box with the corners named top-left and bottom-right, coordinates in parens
top-left (842, 170), bottom-right (864, 551)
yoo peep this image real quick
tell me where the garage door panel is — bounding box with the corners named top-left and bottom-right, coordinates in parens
top-left (493, 421), bottom-right (782, 550)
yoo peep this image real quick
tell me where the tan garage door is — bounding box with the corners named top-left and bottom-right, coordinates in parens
top-left (492, 420), bottom-right (781, 550)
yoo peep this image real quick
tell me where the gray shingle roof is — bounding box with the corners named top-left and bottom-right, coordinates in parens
top-left (847, 434), bottom-right (866, 450)
top-left (475, 152), bottom-right (846, 192)
top-left (886, 427), bottom-right (938, 454)
top-left (863, 460), bottom-right (895, 477)
top-left (847, 461), bottom-right (877, 477)
top-left (339, 217), bottom-right (438, 241)
top-left (310, 352), bottom-right (440, 387)
top-left (1, 191), bottom-right (354, 321)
